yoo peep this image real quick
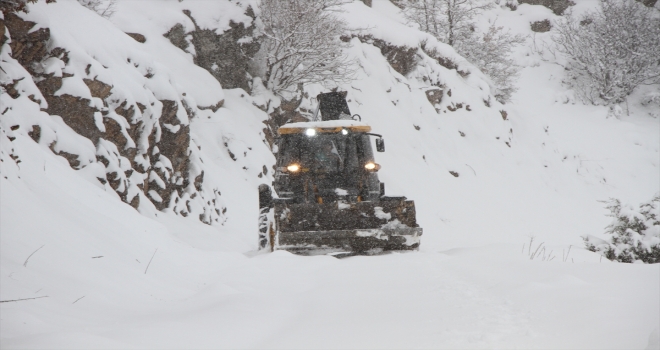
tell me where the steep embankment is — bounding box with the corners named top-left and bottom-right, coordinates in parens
top-left (1, 0), bottom-right (658, 348)
top-left (1, 0), bottom-right (275, 227)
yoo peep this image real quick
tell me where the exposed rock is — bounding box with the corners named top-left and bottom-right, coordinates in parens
top-left (164, 8), bottom-right (260, 92)
top-left (198, 99), bottom-right (224, 113)
top-left (185, 7), bottom-right (260, 91)
top-left (364, 36), bottom-right (418, 76)
top-left (345, 35), bottom-right (461, 79)
top-left (152, 100), bottom-right (193, 210)
top-left (27, 94), bottom-right (42, 105)
top-left (260, 95), bottom-right (308, 148)
top-left (425, 88), bottom-right (444, 109)
top-left (447, 102), bottom-right (464, 112)
top-left (125, 32), bottom-right (146, 43)
top-left (103, 117), bottom-right (128, 151)
top-left (159, 99), bottom-right (180, 125)
top-left (420, 43), bottom-right (459, 71)
top-left (180, 99), bottom-right (196, 120)
top-left (360, 0), bottom-right (373, 6)
top-left (194, 171), bottom-right (204, 192)
top-left (159, 124), bottom-right (190, 178)
top-left (5, 13), bottom-right (50, 67)
top-left (0, 17), bottom-right (7, 50)
top-left (44, 93), bottom-right (101, 142)
top-left (518, 0), bottom-right (574, 15)
top-left (164, 23), bottom-right (189, 52)
top-left (530, 19), bottom-right (552, 32)
top-left (83, 78), bottom-right (113, 99)
top-left (28, 125), bottom-right (41, 142)
top-left (129, 194), bottom-right (140, 209)
top-left (53, 149), bottom-right (81, 169)
top-left (263, 106), bottom-right (307, 146)
top-left (114, 101), bottom-right (136, 122)
top-left (105, 171), bottom-right (123, 192)
top-left (0, 79), bottom-right (21, 99)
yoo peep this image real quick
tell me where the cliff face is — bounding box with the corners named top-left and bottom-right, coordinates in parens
top-left (165, 7), bottom-right (260, 93)
top-left (1, 1), bottom-right (235, 224)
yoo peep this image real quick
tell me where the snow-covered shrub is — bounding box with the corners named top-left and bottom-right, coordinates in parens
top-left (503, 0), bottom-right (520, 11)
top-left (456, 24), bottom-right (526, 103)
top-left (641, 90), bottom-right (660, 108)
top-left (552, 0), bottom-right (660, 106)
top-left (77, 0), bottom-right (115, 18)
top-left (258, 0), bottom-right (355, 95)
top-left (584, 195), bottom-right (660, 263)
top-left (399, 0), bottom-right (525, 103)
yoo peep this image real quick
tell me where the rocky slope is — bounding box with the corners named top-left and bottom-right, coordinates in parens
top-left (2, 0), bottom-right (514, 227)
top-left (1, 1), bottom-right (262, 224)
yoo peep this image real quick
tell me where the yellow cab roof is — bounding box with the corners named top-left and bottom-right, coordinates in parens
top-left (278, 120), bottom-right (371, 135)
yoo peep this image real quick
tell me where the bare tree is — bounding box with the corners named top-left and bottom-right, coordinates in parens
top-left (399, 0), bottom-right (525, 103)
top-left (400, 0), bottom-right (493, 46)
top-left (77, 0), bottom-right (116, 19)
top-left (458, 24), bottom-right (526, 103)
top-left (552, 0), bottom-right (660, 106)
top-left (258, 0), bottom-right (356, 96)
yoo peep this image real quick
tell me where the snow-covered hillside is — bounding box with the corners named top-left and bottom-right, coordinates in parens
top-left (1, 0), bottom-right (658, 348)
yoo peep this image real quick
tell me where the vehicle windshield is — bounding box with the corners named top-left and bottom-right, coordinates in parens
top-left (280, 134), bottom-right (363, 174)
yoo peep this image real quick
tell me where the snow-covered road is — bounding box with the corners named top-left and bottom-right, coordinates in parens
top-left (1, 140), bottom-right (658, 348)
top-left (2, 236), bottom-right (657, 349)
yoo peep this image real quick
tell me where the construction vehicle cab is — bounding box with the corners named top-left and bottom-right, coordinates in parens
top-left (275, 121), bottom-right (381, 203)
top-left (258, 92), bottom-right (422, 255)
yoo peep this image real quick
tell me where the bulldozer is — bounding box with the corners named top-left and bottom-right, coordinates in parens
top-left (258, 91), bottom-right (422, 256)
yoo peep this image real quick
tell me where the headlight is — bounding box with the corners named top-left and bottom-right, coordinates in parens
top-left (364, 162), bottom-right (380, 171)
top-left (305, 128), bottom-right (316, 136)
top-left (286, 164), bottom-right (301, 172)
top-left (341, 128), bottom-right (348, 135)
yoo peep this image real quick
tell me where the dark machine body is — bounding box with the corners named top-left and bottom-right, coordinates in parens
top-left (258, 92), bottom-right (422, 255)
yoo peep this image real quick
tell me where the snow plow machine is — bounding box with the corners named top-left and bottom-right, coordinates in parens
top-left (258, 92), bottom-right (422, 256)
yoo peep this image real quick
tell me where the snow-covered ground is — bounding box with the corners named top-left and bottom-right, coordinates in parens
top-left (1, 0), bottom-right (658, 348)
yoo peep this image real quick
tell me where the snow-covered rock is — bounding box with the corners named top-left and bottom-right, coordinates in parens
top-left (2, 1), bottom-right (240, 223)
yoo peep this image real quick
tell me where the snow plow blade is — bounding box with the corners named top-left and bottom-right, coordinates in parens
top-left (277, 227), bottom-right (423, 255)
top-left (270, 198), bottom-right (422, 255)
